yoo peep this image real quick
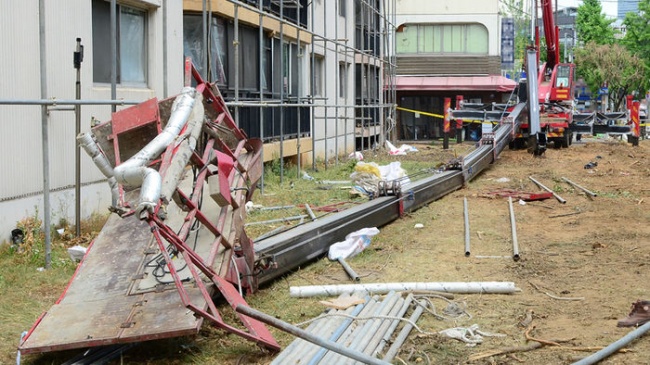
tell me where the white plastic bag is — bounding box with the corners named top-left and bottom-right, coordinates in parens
top-left (328, 227), bottom-right (380, 260)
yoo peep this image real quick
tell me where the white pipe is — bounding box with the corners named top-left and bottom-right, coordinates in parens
top-left (113, 87), bottom-right (196, 218)
top-left (290, 282), bottom-right (520, 298)
top-left (77, 132), bottom-right (120, 207)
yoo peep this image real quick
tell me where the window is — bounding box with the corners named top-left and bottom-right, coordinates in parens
top-left (339, 63), bottom-right (348, 98)
top-left (281, 42), bottom-right (300, 97)
top-left (396, 23), bottom-right (488, 55)
top-left (339, 0), bottom-right (346, 17)
top-left (92, 0), bottom-right (147, 85)
top-left (311, 56), bottom-right (324, 96)
top-left (183, 15), bottom-right (227, 85)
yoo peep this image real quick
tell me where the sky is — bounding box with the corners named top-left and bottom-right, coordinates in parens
top-left (555, 0), bottom-right (618, 18)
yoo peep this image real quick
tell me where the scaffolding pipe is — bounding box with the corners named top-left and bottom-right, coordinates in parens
top-left (318, 296), bottom-right (382, 364)
top-left (464, 197), bottom-right (470, 257)
top-left (373, 293), bottom-right (413, 356)
top-left (39, 0), bottom-right (51, 269)
top-left (0, 99), bottom-right (140, 105)
top-left (383, 300), bottom-right (426, 362)
top-left (561, 177), bottom-right (597, 197)
top-left (572, 321), bottom-right (650, 365)
top-left (529, 176), bottom-right (566, 204)
top-left (344, 291), bottom-right (400, 357)
top-left (235, 305), bottom-right (391, 365)
top-left (305, 203), bottom-right (317, 220)
top-left (508, 196), bottom-right (520, 261)
top-left (110, 0), bottom-right (116, 113)
top-left (305, 299), bottom-right (368, 365)
top-left (360, 296), bottom-right (405, 358)
top-left (337, 258), bottom-right (360, 282)
top-left (290, 282), bottom-right (520, 297)
top-left (74, 38), bottom-right (82, 237)
top-left (245, 215), bottom-right (307, 226)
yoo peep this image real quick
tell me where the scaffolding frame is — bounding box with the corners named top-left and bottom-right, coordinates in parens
top-left (196, 0), bottom-right (397, 180)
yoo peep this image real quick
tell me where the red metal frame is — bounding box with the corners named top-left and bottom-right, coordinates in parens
top-left (123, 58), bottom-right (278, 351)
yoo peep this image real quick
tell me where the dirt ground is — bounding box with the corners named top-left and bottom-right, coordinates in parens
top-left (13, 136), bottom-right (650, 365)
top-left (269, 136), bottom-right (650, 365)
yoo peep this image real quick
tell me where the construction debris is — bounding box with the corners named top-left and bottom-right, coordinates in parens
top-left (268, 291), bottom-right (420, 364)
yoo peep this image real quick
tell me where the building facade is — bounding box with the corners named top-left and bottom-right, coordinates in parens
top-left (618, 0), bottom-right (639, 19)
top-left (0, 0), bottom-right (185, 242)
top-left (0, 0), bottom-right (394, 241)
top-left (393, 0), bottom-right (515, 141)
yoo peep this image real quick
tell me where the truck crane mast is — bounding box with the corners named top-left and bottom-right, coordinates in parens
top-left (524, 0), bottom-right (575, 155)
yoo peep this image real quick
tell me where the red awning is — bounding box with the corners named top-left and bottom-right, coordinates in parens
top-left (395, 75), bottom-right (517, 92)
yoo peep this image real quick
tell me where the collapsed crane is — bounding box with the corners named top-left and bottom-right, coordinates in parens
top-left (452, 0), bottom-right (640, 154)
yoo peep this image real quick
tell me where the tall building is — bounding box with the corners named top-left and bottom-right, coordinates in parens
top-left (618, 0), bottom-right (639, 19)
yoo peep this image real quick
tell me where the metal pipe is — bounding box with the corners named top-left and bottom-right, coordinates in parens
top-left (572, 320), bottom-right (650, 365)
top-left (0, 99), bottom-right (140, 106)
top-left (373, 294), bottom-right (413, 357)
top-left (344, 291), bottom-right (400, 359)
top-left (245, 215), bottom-right (308, 227)
top-left (319, 296), bottom-right (381, 364)
top-left (337, 258), bottom-right (360, 282)
top-left (529, 176), bottom-right (566, 204)
top-left (39, 0), bottom-right (51, 269)
top-left (508, 196), bottom-right (520, 261)
top-left (235, 305), bottom-right (391, 365)
top-left (74, 38), bottom-right (83, 238)
top-left (305, 203), bottom-right (317, 221)
top-left (361, 296), bottom-right (406, 357)
top-left (110, 0), bottom-right (116, 113)
top-left (383, 300), bottom-right (426, 362)
top-left (280, 307), bottom-right (352, 364)
top-left (162, 0), bottom-right (168, 98)
top-left (290, 282), bottom-right (520, 297)
top-left (464, 197), bottom-right (470, 257)
top-left (306, 299), bottom-right (368, 365)
top-left (561, 177), bottom-right (597, 197)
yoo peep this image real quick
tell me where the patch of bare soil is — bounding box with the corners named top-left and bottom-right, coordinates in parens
top-left (277, 138), bottom-right (650, 365)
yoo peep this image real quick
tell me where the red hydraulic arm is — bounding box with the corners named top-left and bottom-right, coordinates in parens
top-left (541, 0), bottom-right (560, 69)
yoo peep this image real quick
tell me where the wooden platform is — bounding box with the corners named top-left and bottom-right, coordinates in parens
top-left (19, 182), bottom-right (226, 354)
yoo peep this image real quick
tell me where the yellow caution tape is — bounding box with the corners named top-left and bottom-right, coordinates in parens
top-left (396, 106), bottom-right (444, 119)
top-left (396, 106), bottom-right (495, 125)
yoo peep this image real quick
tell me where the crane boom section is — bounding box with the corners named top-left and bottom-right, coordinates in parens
top-left (541, 0), bottom-right (560, 68)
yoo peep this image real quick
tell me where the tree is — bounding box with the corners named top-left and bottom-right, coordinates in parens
top-left (622, 0), bottom-right (650, 93)
top-left (575, 0), bottom-right (615, 45)
top-left (574, 42), bottom-right (645, 110)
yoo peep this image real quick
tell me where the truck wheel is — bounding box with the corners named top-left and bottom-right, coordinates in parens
top-left (561, 131), bottom-right (571, 148)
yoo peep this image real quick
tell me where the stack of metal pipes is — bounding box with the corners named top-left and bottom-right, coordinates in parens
top-left (271, 291), bottom-right (424, 364)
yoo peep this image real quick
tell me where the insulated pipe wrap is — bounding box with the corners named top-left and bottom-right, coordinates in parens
top-left (112, 87), bottom-right (197, 217)
top-left (77, 132), bottom-right (120, 207)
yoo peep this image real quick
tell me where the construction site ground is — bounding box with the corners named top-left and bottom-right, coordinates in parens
top-left (248, 137), bottom-right (650, 365)
top-left (5, 136), bottom-right (650, 364)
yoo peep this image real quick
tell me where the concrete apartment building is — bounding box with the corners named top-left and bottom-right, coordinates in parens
top-left (0, 0), bottom-right (395, 241)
